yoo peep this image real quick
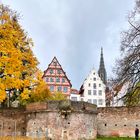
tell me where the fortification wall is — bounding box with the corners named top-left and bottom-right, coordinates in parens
top-left (97, 106), bottom-right (140, 138)
top-left (0, 108), bottom-right (26, 136)
top-left (26, 101), bottom-right (97, 140)
top-left (0, 102), bottom-right (140, 139)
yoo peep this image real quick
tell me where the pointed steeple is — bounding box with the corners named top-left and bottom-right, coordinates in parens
top-left (98, 47), bottom-right (107, 85)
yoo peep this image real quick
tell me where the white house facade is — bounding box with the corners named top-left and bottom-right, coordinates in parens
top-left (80, 69), bottom-right (106, 107)
top-left (70, 93), bottom-right (81, 101)
top-left (70, 89), bottom-right (81, 101)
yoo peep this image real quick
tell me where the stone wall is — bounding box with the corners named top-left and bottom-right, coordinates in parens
top-left (26, 101), bottom-right (97, 140)
top-left (97, 106), bottom-right (140, 138)
top-left (0, 108), bottom-right (26, 136)
top-left (1, 101), bottom-right (140, 139)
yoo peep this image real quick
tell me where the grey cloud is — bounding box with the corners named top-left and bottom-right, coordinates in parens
top-left (3, 0), bottom-right (135, 89)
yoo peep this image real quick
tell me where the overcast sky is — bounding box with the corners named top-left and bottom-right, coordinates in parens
top-left (2, 0), bottom-right (135, 89)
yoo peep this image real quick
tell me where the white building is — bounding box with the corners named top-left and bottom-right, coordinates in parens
top-left (70, 89), bottom-right (81, 101)
top-left (80, 69), bottom-right (106, 107)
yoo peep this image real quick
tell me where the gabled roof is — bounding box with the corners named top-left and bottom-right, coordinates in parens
top-left (71, 88), bottom-right (79, 94)
top-left (49, 56), bottom-right (61, 67)
top-left (43, 56), bottom-right (72, 87)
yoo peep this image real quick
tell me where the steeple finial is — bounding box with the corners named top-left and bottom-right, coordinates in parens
top-left (98, 47), bottom-right (107, 85)
top-left (101, 47), bottom-right (103, 54)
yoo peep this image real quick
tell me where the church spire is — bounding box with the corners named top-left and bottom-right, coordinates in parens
top-left (98, 47), bottom-right (107, 85)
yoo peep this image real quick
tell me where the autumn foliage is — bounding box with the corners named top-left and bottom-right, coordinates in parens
top-left (51, 91), bottom-right (67, 100)
top-left (0, 4), bottom-right (51, 105)
top-left (27, 71), bottom-right (52, 103)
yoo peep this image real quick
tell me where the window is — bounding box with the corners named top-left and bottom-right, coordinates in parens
top-left (99, 84), bottom-right (101, 87)
top-left (93, 77), bottom-right (96, 81)
top-left (99, 90), bottom-right (102, 96)
top-left (98, 99), bottom-right (103, 105)
top-left (81, 98), bottom-right (84, 101)
top-left (93, 99), bottom-right (97, 105)
top-left (63, 87), bottom-right (68, 93)
top-left (57, 69), bottom-right (61, 74)
top-left (50, 86), bottom-right (54, 91)
top-left (88, 83), bottom-right (91, 87)
top-left (57, 86), bottom-right (62, 91)
top-left (53, 61), bottom-right (57, 66)
top-left (93, 72), bottom-right (95, 75)
top-left (62, 78), bottom-right (65, 83)
top-left (50, 69), bottom-right (53, 74)
top-left (93, 83), bottom-right (96, 89)
top-left (46, 78), bottom-right (49, 82)
top-left (93, 90), bottom-right (96, 95)
top-left (71, 97), bottom-right (77, 101)
top-left (88, 90), bottom-right (91, 95)
top-left (56, 77), bottom-right (60, 83)
top-left (88, 99), bottom-right (92, 103)
top-left (50, 78), bottom-right (54, 82)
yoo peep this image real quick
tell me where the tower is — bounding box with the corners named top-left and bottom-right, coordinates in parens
top-left (98, 48), bottom-right (107, 85)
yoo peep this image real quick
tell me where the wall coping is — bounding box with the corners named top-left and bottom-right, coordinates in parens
top-left (26, 100), bottom-right (97, 114)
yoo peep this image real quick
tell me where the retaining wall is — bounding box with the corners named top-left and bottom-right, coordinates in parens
top-left (97, 106), bottom-right (140, 137)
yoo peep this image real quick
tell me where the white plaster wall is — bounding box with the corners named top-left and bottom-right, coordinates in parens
top-left (82, 69), bottom-right (106, 107)
top-left (70, 94), bottom-right (81, 101)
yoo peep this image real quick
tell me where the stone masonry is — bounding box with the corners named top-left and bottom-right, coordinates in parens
top-left (26, 101), bottom-right (97, 140)
top-left (97, 106), bottom-right (140, 138)
top-left (0, 101), bottom-right (97, 140)
top-left (0, 107), bottom-right (26, 136)
top-left (0, 101), bottom-right (140, 139)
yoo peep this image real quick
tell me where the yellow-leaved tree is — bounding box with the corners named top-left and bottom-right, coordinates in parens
top-left (20, 71), bottom-right (52, 105)
top-left (51, 91), bottom-right (67, 100)
top-left (0, 4), bottom-right (50, 106)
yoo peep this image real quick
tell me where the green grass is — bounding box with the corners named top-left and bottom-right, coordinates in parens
top-left (97, 137), bottom-right (135, 140)
top-left (0, 137), bottom-right (46, 140)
